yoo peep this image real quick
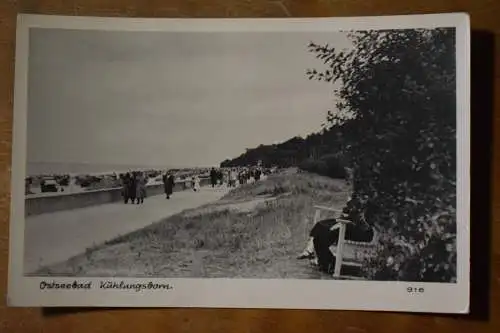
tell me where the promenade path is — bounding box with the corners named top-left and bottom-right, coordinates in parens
top-left (24, 186), bottom-right (229, 274)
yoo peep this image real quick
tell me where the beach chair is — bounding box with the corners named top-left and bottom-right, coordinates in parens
top-left (311, 205), bottom-right (379, 280)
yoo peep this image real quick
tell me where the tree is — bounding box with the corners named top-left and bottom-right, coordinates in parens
top-left (306, 28), bottom-right (457, 282)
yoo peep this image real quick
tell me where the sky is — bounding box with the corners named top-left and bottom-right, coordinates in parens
top-left (27, 28), bottom-right (352, 168)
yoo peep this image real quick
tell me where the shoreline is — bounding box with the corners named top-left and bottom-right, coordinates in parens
top-left (25, 166), bottom-right (274, 198)
top-left (26, 167), bottom-right (204, 178)
top-left (25, 161), bottom-right (205, 177)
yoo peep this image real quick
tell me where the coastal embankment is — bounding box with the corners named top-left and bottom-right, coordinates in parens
top-left (36, 171), bottom-right (351, 279)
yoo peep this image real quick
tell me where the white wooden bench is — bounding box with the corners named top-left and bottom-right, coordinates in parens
top-left (312, 205), bottom-right (378, 279)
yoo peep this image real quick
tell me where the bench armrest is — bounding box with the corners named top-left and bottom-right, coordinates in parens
top-left (313, 205), bottom-right (344, 213)
top-left (335, 218), bottom-right (353, 224)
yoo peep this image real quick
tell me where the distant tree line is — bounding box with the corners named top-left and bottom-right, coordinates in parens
top-left (220, 130), bottom-right (348, 179)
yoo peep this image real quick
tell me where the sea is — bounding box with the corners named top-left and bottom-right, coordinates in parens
top-left (26, 161), bottom-right (183, 176)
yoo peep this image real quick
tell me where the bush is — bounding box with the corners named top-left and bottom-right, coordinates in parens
top-left (299, 153), bottom-right (346, 179)
top-left (307, 28), bottom-right (457, 282)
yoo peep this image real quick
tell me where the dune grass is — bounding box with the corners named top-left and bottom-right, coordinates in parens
top-left (37, 171), bottom-right (351, 279)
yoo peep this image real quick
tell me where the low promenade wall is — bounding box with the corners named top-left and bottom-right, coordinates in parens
top-left (25, 177), bottom-right (211, 216)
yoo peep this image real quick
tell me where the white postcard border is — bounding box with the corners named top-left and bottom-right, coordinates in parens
top-left (8, 13), bottom-right (470, 313)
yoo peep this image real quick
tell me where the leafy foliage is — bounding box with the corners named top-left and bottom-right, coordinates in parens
top-left (306, 28), bottom-right (457, 282)
top-left (298, 153), bottom-right (347, 179)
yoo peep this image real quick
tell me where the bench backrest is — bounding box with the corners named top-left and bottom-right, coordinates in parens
top-left (312, 205), bottom-right (378, 278)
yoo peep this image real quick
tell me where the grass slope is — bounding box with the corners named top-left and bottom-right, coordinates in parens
top-left (37, 170), bottom-right (350, 279)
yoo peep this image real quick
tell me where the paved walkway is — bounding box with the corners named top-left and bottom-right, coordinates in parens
top-left (24, 186), bottom-right (229, 274)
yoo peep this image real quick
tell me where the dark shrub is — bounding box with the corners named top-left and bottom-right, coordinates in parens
top-left (307, 28), bottom-right (457, 282)
top-left (299, 153), bottom-right (346, 179)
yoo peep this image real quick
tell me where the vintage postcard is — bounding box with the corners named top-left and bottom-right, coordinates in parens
top-left (8, 13), bottom-right (470, 313)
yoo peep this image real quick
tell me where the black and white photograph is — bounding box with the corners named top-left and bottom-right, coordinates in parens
top-left (8, 14), bottom-right (470, 312)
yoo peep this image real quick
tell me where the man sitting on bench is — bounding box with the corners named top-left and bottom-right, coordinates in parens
top-left (297, 195), bottom-right (374, 274)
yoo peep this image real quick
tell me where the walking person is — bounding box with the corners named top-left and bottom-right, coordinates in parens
top-left (229, 169), bottom-right (237, 188)
top-left (122, 173), bottom-right (131, 204)
top-left (163, 172), bottom-right (175, 199)
top-left (243, 170), bottom-right (248, 184)
top-left (128, 172), bottom-right (137, 204)
top-left (192, 174), bottom-right (201, 192)
top-left (238, 171), bottom-right (244, 185)
top-left (135, 172), bottom-right (147, 204)
top-left (210, 167), bottom-right (218, 188)
top-left (255, 168), bottom-right (262, 181)
top-left (217, 170), bottom-right (223, 186)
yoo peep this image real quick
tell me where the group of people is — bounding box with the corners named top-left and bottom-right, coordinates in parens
top-left (121, 171), bottom-right (148, 204)
top-left (209, 167), bottom-right (264, 188)
top-left (121, 166), bottom-right (268, 204)
top-left (238, 168), bottom-right (262, 185)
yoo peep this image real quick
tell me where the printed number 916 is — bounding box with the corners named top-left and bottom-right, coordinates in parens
top-left (407, 287), bottom-right (425, 293)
